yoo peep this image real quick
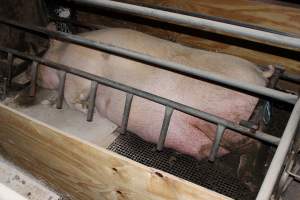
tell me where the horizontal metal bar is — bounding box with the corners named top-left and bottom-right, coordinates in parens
top-left (56, 70), bottom-right (67, 109)
top-left (120, 93), bottom-right (133, 134)
top-left (281, 71), bottom-right (300, 85)
top-left (87, 81), bottom-right (98, 122)
top-left (0, 46), bottom-right (280, 147)
top-left (49, 16), bottom-right (105, 30)
top-left (0, 18), bottom-right (297, 105)
top-left (157, 106), bottom-right (174, 151)
top-left (256, 99), bottom-right (300, 200)
top-left (69, 0), bottom-right (300, 51)
top-left (208, 124), bottom-right (226, 162)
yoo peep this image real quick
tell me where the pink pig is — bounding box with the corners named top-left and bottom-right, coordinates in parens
top-left (37, 28), bottom-right (271, 159)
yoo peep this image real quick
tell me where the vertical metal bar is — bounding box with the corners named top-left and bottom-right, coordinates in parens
top-left (209, 124), bottom-right (226, 162)
top-left (256, 99), bottom-right (300, 200)
top-left (119, 93), bottom-right (133, 134)
top-left (86, 81), bottom-right (98, 122)
top-left (1, 77), bottom-right (7, 100)
top-left (56, 71), bottom-right (67, 109)
top-left (29, 61), bottom-right (38, 97)
top-left (157, 106), bottom-right (174, 151)
top-left (7, 52), bottom-right (13, 86)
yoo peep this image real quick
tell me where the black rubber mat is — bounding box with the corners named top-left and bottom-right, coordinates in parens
top-left (108, 133), bottom-right (255, 200)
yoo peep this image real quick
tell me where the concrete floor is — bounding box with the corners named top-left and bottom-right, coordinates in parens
top-left (0, 155), bottom-right (60, 200)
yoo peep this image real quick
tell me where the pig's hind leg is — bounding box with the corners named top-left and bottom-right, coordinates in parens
top-left (166, 113), bottom-right (230, 160)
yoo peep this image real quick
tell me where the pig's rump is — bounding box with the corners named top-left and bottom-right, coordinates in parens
top-left (38, 28), bottom-right (267, 159)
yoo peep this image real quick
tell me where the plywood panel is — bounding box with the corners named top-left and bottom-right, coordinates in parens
top-left (0, 103), bottom-right (231, 200)
top-left (77, 0), bottom-right (300, 73)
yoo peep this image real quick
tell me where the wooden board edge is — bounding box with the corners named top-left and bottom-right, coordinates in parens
top-left (0, 103), bottom-right (232, 200)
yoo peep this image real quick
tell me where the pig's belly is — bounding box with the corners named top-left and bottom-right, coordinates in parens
top-left (96, 79), bottom-right (257, 159)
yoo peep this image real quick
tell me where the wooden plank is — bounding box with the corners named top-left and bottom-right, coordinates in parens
top-left (77, 0), bottom-right (300, 73)
top-left (0, 103), bottom-right (231, 200)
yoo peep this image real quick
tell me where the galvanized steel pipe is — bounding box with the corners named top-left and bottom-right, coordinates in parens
top-left (257, 99), bottom-right (300, 200)
top-left (68, 0), bottom-right (300, 51)
top-left (0, 18), bottom-right (297, 105)
top-left (0, 46), bottom-right (281, 146)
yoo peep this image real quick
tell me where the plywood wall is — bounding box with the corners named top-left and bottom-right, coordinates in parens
top-left (0, 104), bottom-right (231, 200)
top-left (76, 0), bottom-right (300, 73)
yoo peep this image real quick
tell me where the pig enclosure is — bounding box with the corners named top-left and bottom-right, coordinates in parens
top-left (0, 0), bottom-right (300, 200)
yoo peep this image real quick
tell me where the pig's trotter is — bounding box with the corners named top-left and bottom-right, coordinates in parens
top-left (74, 102), bottom-right (88, 114)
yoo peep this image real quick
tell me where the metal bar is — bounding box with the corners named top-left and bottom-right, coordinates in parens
top-left (281, 71), bottom-right (300, 85)
top-left (120, 93), bottom-right (133, 134)
top-left (0, 19), bottom-right (297, 105)
top-left (208, 124), bottom-right (226, 162)
top-left (288, 171), bottom-right (300, 182)
top-left (69, 0), bottom-right (300, 51)
top-left (257, 99), bottom-right (300, 200)
top-left (29, 61), bottom-right (38, 97)
top-left (1, 77), bottom-right (7, 100)
top-left (0, 46), bottom-right (281, 146)
top-left (157, 106), bottom-right (174, 151)
top-left (56, 70), bottom-right (67, 109)
top-left (49, 16), bottom-right (105, 30)
top-left (87, 81), bottom-right (98, 122)
top-left (7, 52), bottom-right (13, 86)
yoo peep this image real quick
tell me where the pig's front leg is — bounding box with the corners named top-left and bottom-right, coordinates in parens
top-left (64, 75), bottom-right (92, 114)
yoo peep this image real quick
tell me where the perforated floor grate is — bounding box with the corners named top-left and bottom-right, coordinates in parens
top-left (108, 133), bottom-right (255, 200)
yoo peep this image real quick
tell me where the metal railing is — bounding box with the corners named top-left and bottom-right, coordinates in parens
top-left (68, 0), bottom-right (300, 51)
top-left (0, 3), bottom-right (300, 198)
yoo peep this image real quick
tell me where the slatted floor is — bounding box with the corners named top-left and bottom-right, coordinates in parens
top-left (108, 133), bottom-right (255, 200)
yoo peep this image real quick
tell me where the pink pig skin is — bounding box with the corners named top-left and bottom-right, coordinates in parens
top-left (37, 28), bottom-right (268, 159)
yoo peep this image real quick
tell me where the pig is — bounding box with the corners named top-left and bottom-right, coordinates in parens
top-left (37, 27), bottom-right (271, 160)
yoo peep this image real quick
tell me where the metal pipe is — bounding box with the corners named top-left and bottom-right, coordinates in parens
top-left (256, 99), bottom-right (300, 200)
top-left (288, 171), bottom-right (300, 182)
top-left (208, 124), bottom-right (226, 162)
top-left (0, 18), bottom-right (297, 105)
top-left (281, 71), bottom-right (300, 85)
top-left (0, 46), bottom-right (280, 146)
top-left (1, 77), bottom-right (7, 100)
top-left (56, 71), bottom-right (67, 109)
top-left (29, 61), bottom-right (38, 97)
top-left (87, 81), bottom-right (98, 122)
top-left (7, 53), bottom-right (13, 86)
top-left (68, 0), bottom-right (300, 51)
top-left (157, 106), bottom-right (174, 151)
top-left (120, 93), bottom-right (133, 134)
top-left (49, 16), bottom-right (105, 30)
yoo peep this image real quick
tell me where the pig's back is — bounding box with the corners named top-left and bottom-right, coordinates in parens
top-left (78, 28), bottom-right (266, 86)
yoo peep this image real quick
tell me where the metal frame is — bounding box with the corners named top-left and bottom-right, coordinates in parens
top-left (68, 0), bottom-right (300, 51)
top-left (0, 2), bottom-right (300, 198)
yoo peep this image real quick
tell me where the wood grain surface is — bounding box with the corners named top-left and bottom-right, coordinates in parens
top-left (0, 103), bottom-right (231, 200)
